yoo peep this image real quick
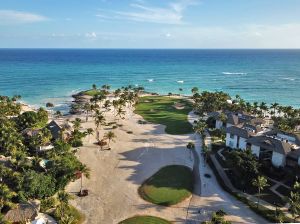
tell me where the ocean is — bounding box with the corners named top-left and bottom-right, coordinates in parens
top-left (0, 49), bottom-right (299, 111)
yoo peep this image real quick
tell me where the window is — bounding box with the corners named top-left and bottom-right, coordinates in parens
top-left (230, 133), bottom-right (234, 139)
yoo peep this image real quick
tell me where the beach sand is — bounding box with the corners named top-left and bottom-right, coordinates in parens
top-left (65, 105), bottom-right (194, 223)
top-left (64, 99), bottom-right (268, 224)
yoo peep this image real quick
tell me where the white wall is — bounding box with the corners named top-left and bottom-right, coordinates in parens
top-left (226, 133), bottom-right (237, 149)
top-left (226, 123), bottom-right (233, 128)
top-left (215, 120), bottom-right (223, 129)
top-left (272, 152), bottom-right (286, 168)
top-left (239, 137), bottom-right (247, 150)
top-left (251, 145), bottom-right (260, 157)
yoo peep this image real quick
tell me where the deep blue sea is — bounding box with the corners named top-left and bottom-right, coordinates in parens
top-left (0, 49), bottom-right (299, 111)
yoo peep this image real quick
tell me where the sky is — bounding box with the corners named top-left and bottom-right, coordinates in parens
top-left (0, 0), bottom-right (300, 48)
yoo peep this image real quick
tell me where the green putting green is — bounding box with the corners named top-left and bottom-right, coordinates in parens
top-left (119, 216), bottom-right (171, 224)
top-left (134, 96), bottom-right (193, 135)
top-left (139, 165), bottom-right (193, 206)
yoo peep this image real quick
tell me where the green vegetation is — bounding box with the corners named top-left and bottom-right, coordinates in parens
top-left (0, 95), bottom-right (88, 223)
top-left (139, 165), bottom-right (193, 206)
top-left (82, 89), bottom-right (103, 96)
top-left (288, 181), bottom-right (300, 222)
top-left (203, 210), bottom-right (231, 224)
top-left (221, 149), bottom-right (285, 206)
top-left (227, 149), bottom-right (260, 190)
top-left (135, 96), bottom-right (193, 134)
top-left (207, 157), bottom-right (292, 223)
top-left (192, 90), bottom-right (300, 132)
top-left (119, 215), bottom-right (171, 224)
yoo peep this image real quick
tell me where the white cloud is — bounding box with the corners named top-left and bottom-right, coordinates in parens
top-left (0, 10), bottom-right (48, 25)
top-left (85, 32), bottom-right (98, 40)
top-left (96, 0), bottom-right (199, 25)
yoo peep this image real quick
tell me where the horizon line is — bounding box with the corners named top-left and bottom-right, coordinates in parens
top-left (1, 48), bottom-right (300, 50)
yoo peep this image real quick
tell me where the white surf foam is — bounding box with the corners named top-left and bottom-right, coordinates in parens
top-left (222, 72), bottom-right (247, 75)
top-left (147, 79), bottom-right (154, 82)
top-left (177, 80), bottom-right (184, 83)
top-left (282, 77), bottom-right (295, 81)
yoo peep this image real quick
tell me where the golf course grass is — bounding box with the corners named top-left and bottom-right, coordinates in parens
top-left (139, 165), bottom-right (193, 206)
top-left (134, 96), bottom-right (193, 135)
top-left (82, 89), bottom-right (102, 96)
top-left (119, 216), bottom-right (171, 224)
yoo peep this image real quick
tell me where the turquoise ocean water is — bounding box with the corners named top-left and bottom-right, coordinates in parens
top-left (0, 49), bottom-right (299, 111)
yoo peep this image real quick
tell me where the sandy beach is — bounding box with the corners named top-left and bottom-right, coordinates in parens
top-left (62, 97), bottom-right (270, 224)
top-left (65, 104), bottom-right (194, 223)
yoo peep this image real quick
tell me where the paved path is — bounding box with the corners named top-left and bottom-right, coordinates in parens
top-left (185, 133), bottom-right (203, 224)
top-left (186, 112), bottom-right (268, 223)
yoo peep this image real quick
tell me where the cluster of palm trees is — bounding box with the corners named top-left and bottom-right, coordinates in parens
top-left (192, 88), bottom-right (300, 132)
top-left (77, 84), bottom-right (144, 150)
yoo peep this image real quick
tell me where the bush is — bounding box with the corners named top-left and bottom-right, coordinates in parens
top-left (211, 142), bottom-right (225, 152)
top-left (53, 205), bottom-right (85, 224)
top-left (41, 197), bottom-right (56, 213)
top-left (70, 139), bottom-right (83, 147)
top-left (19, 170), bottom-right (56, 199)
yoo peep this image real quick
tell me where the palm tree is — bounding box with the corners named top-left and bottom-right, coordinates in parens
top-left (191, 87), bottom-right (199, 94)
top-left (186, 142), bottom-right (195, 160)
top-left (85, 128), bottom-right (94, 141)
top-left (194, 120), bottom-right (207, 136)
top-left (54, 110), bottom-right (62, 118)
top-left (116, 107), bottom-right (125, 120)
top-left (104, 131), bottom-right (116, 148)
top-left (103, 100), bottom-right (111, 112)
top-left (92, 84), bottom-right (97, 90)
top-left (94, 110), bottom-right (105, 141)
top-left (289, 191), bottom-right (300, 222)
top-left (83, 103), bottom-right (92, 122)
top-left (270, 102), bottom-right (279, 115)
top-left (287, 181), bottom-right (300, 222)
top-left (77, 165), bottom-right (90, 195)
top-left (72, 118), bottom-right (81, 130)
top-left (57, 191), bottom-right (72, 218)
top-left (252, 176), bottom-right (269, 207)
top-left (202, 145), bottom-right (210, 164)
top-left (0, 183), bottom-right (15, 210)
top-left (46, 102), bottom-right (54, 117)
top-left (259, 102), bottom-right (268, 117)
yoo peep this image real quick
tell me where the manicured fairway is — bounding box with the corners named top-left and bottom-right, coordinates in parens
top-left (134, 96), bottom-right (193, 135)
top-left (119, 216), bottom-right (171, 224)
top-left (139, 165), bottom-right (193, 206)
top-left (82, 89), bottom-right (102, 96)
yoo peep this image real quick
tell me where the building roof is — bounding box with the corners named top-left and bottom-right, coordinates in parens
top-left (227, 114), bottom-right (239, 125)
top-left (250, 117), bottom-right (266, 126)
top-left (265, 130), bottom-right (300, 145)
top-left (226, 126), bottom-right (256, 139)
top-left (4, 203), bottom-right (38, 223)
top-left (46, 120), bottom-right (62, 140)
top-left (246, 136), bottom-right (292, 155)
top-left (209, 110), bottom-right (265, 127)
top-left (243, 123), bottom-right (262, 133)
top-left (287, 149), bottom-right (300, 160)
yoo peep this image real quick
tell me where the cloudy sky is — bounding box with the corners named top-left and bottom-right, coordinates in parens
top-left (0, 0), bottom-right (300, 48)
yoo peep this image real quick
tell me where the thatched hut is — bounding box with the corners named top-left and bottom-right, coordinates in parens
top-left (4, 203), bottom-right (38, 224)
